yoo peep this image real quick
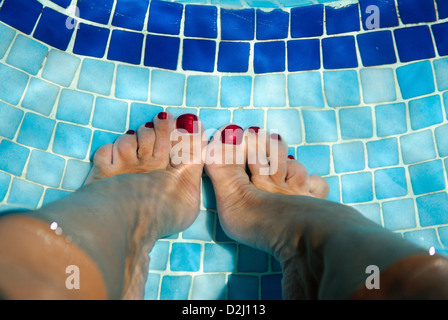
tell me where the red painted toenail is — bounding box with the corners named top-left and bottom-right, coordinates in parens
top-left (158, 112), bottom-right (167, 120)
top-left (248, 126), bottom-right (260, 134)
top-left (145, 122), bottom-right (154, 128)
top-left (221, 124), bottom-right (244, 145)
top-left (126, 130), bottom-right (136, 135)
top-left (176, 113), bottom-right (199, 134)
top-left (270, 133), bottom-right (282, 141)
top-left (288, 155), bottom-right (295, 160)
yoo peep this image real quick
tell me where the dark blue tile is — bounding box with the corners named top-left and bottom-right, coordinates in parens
top-left (256, 9), bottom-right (289, 40)
top-left (73, 23), bottom-right (110, 58)
top-left (322, 36), bottom-right (358, 69)
top-left (261, 274), bottom-right (282, 300)
top-left (394, 26), bottom-right (435, 63)
top-left (397, 0), bottom-right (436, 24)
top-left (287, 39), bottom-right (320, 72)
top-left (437, 0), bottom-right (448, 19)
top-left (221, 8), bottom-right (254, 41)
top-left (0, 0), bottom-right (43, 35)
top-left (432, 22), bottom-right (448, 57)
top-left (147, 1), bottom-right (183, 35)
top-left (144, 34), bottom-right (180, 70)
top-left (184, 4), bottom-right (217, 39)
top-left (107, 30), bottom-right (143, 64)
top-left (357, 30), bottom-right (397, 67)
top-left (77, 0), bottom-right (113, 24)
top-left (33, 7), bottom-right (74, 51)
top-left (217, 42), bottom-right (250, 72)
top-left (182, 39), bottom-right (216, 72)
top-left (290, 4), bottom-right (323, 38)
top-left (228, 275), bottom-right (259, 300)
top-left (50, 0), bottom-right (71, 8)
top-left (359, 0), bottom-right (398, 29)
top-left (112, 0), bottom-right (149, 31)
top-left (254, 41), bottom-right (285, 74)
top-left (325, 4), bottom-right (360, 35)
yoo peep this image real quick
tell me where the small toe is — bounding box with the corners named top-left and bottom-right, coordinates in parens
top-left (113, 131), bottom-right (139, 166)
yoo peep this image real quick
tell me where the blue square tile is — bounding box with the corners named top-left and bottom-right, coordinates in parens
top-left (220, 76), bottom-right (252, 107)
top-left (53, 122), bottom-right (92, 159)
top-left (50, 0), bottom-right (71, 8)
top-left (232, 109), bottom-right (264, 129)
top-left (26, 150), bottom-right (65, 188)
top-left (6, 35), bottom-right (48, 75)
top-left (322, 36), bottom-right (358, 69)
top-left (352, 203), bottom-right (381, 225)
top-left (115, 65), bottom-right (149, 101)
top-left (107, 30), bottom-right (143, 65)
top-left (409, 95), bottom-right (443, 130)
top-left (0, 140), bottom-right (30, 176)
top-left (357, 30), bottom-right (397, 67)
top-left (394, 26), bottom-right (435, 63)
top-left (359, 0), bottom-right (398, 29)
top-left (360, 68), bottom-right (396, 104)
top-left (56, 89), bottom-right (94, 125)
top-left (374, 167), bottom-right (407, 199)
top-left (42, 50), bottom-right (81, 87)
top-left (325, 176), bottom-right (340, 203)
top-left (404, 229), bottom-right (439, 250)
top-left (434, 58), bottom-right (448, 91)
top-left (33, 7), bottom-right (74, 51)
top-left (17, 113), bottom-right (55, 150)
top-left (302, 110), bottom-right (337, 143)
top-left (129, 103), bottom-right (163, 130)
top-left (170, 243), bottom-right (201, 272)
top-left (416, 192), bottom-right (448, 227)
top-left (0, 63), bottom-right (29, 105)
top-left (186, 75), bottom-right (219, 107)
top-left (144, 273), bottom-right (160, 300)
top-left (182, 210), bottom-right (214, 241)
top-left (288, 72), bottom-right (323, 108)
top-left (7, 178), bottom-right (43, 209)
top-left (191, 274), bottom-right (226, 300)
top-left (397, 0), bottom-right (436, 24)
top-left (435, 124), bottom-right (448, 157)
top-left (440, 226), bottom-right (448, 248)
top-left (323, 70), bottom-right (360, 107)
top-left (261, 274), bottom-right (282, 300)
top-left (256, 9), bottom-right (289, 40)
top-left (203, 243), bottom-right (236, 272)
top-left (92, 97), bottom-right (128, 132)
top-left (77, 58), bottom-right (115, 95)
top-left (333, 142), bottom-right (365, 173)
top-left (341, 172), bottom-right (373, 203)
top-left (42, 188), bottom-right (71, 206)
top-left (396, 61), bottom-right (435, 99)
top-left (147, 1), bottom-right (183, 35)
top-left (184, 4), bottom-right (217, 38)
top-left (144, 34), bottom-right (180, 70)
top-left (375, 103), bottom-right (407, 137)
top-left (287, 39), bottom-right (320, 72)
top-left (0, 171), bottom-right (11, 202)
top-left (400, 130), bottom-right (436, 165)
top-left (89, 130), bottom-right (120, 160)
top-left (0, 0), bottom-right (43, 35)
top-left (182, 39), bottom-right (216, 72)
top-left (228, 275), bottom-right (259, 300)
top-left (366, 138), bottom-right (399, 168)
top-left (22, 78), bottom-right (59, 116)
top-left (221, 8), bottom-right (254, 40)
top-left (199, 109), bottom-right (231, 138)
top-left (339, 107), bottom-right (373, 139)
top-left (217, 42), bottom-right (250, 72)
top-left (0, 101), bottom-right (24, 139)
top-left (382, 199), bottom-right (416, 231)
top-left (0, 23), bottom-right (15, 59)
top-left (150, 70), bottom-right (185, 106)
top-left (325, 4), bottom-right (360, 35)
top-left (254, 41), bottom-right (285, 73)
top-left (160, 275), bottom-right (191, 300)
top-left (432, 22), bottom-right (448, 57)
top-left (290, 4), bottom-right (323, 38)
top-left (238, 245), bottom-right (268, 272)
top-left (267, 109), bottom-right (302, 144)
top-left (112, 0), bottom-right (149, 31)
top-left (62, 159), bottom-right (92, 190)
top-left (254, 74), bottom-right (286, 107)
top-left (437, 0), bottom-right (448, 19)
top-left (445, 92), bottom-right (448, 119)
top-left (148, 241), bottom-right (170, 271)
top-left (409, 160), bottom-right (446, 195)
top-left (297, 145), bottom-right (330, 176)
top-left (77, 0), bottom-right (113, 24)
top-left (73, 23), bottom-right (110, 58)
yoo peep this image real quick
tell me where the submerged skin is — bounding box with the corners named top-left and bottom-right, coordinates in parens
top-left (0, 112), bottom-right (447, 300)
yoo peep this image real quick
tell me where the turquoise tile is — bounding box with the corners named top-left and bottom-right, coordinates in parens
top-left (186, 75), bottom-right (219, 107)
top-left (408, 95), bottom-right (443, 130)
top-left (6, 34), bottom-right (48, 75)
top-left (339, 107), bottom-right (373, 139)
top-left (17, 112), bottom-right (55, 150)
top-left (374, 167), bottom-right (407, 199)
top-left (366, 138), bottom-right (399, 168)
top-left (144, 273), bottom-right (160, 300)
top-left (0, 23), bottom-right (16, 59)
top-left (129, 103), bottom-right (163, 130)
top-left (396, 61), bottom-right (435, 99)
top-left (267, 109), bottom-right (301, 144)
top-left (297, 145), bottom-right (330, 176)
top-left (416, 192), bottom-right (448, 227)
top-left (203, 243), bottom-right (236, 272)
top-left (360, 68), bottom-right (396, 104)
top-left (92, 97), bottom-right (128, 132)
top-left (302, 110), bottom-right (337, 143)
top-left (53, 122), bottom-right (92, 159)
top-left (42, 50), bottom-right (81, 87)
top-left (375, 103), bottom-right (407, 137)
top-left (77, 58), bottom-right (115, 95)
top-left (433, 57), bottom-right (448, 91)
top-left (233, 109), bottom-right (265, 129)
top-left (288, 72), bottom-right (324, 108)
top-left (382, 198), bottom-right (416, 231)
top-left (439, 226), bottom-right (448, 248)
top-left (26, 150), bottom-right (65, 187)
top-left (182, 210), bottom-right (214, 241)
top-left (352, 203), bottom-right (381, 225)
top-left (0, 171), bottom-right (11, 202)
top-left (400, 130), bottom-right (436, 164)
top-left (323, 70), bottom-right (360, 107)
top-left (61, 159), bottom-right (92, 191)
top-left (191, 274), bottom-right (226, 300)
top-left (0, 140), bottom-right (30, 176)
top-left (0, 101), bottom-right (24, 139)
top-left (170, 243), bottom-right (201, 272)
top-left (409, 160), bottom-right (446, 195)
top-left (324, 176), bottom-right (340, 203)
top-left (7, 178), bottom-right (43, 209)
top-left (199, 108), bottom-right (231, 138)
top-left (220, 76), bottom-right (252, 107)
top-left (115, 65), bottom-right (149, 101)
top-left (435, 124), bottom-right (448, 157)
top-left (56, 89), bottom-right (94, 125)
top-left (254, 74), bottom-right (286, 107)
top-left (445, 92), bottom-right (448, 120)
top-left (150, 70), bottom-right (185, 106)
top-left (341, 172), bottom-right (373, 203)
top-left (42, 188), bottom-right (71, 206)
top-left (148, 240), bottom-right (170, 271)
top-left (0, 63), bottom-right (29, 105)
top-left (21, 78), bottom-right (59, 116)
top-left (160, 275), bottom-right (191, 300)
top-left (404, 229), bottom-right (440, 250)
top-left (333, 142), bottom-right (365, 173)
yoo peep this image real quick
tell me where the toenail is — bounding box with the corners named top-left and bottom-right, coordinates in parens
top-left (248, 126), bottom-right (260, 134)
top-left (145, 122), bottom-right (154, 128)
top-left (221, 124), bottom-right (244, 145)
top-left (176, 113), bottom-right (199, 134)
top-left (158, 112), bottom-right (167, 120)
top-left (288, 155), bottom-right (295, 160)
top-left (270, 133), bottom-right (282, 141)
top-left (126, 130), bottom-right (136, 135)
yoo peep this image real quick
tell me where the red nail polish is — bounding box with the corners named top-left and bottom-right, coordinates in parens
top-left (176, 113), bottom-right (199, 134)
top-left (270, 133), bottom-right (282, 141)
top-left (221, 124), bottom-right (244, 145)
top-left (158, 112), bottom-right (167, 120)
top-left (248, 126), bottom-right (260, 134)
top-left (145, 122), bottom-right (154, 128)
top-left (288, 155), bottom-right (295, 160)
top-left (126, 130), bottom-right (135, 135)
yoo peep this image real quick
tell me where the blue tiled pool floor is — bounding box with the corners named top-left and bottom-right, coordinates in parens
top-left (0, 0), bottom-right (448, 299)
